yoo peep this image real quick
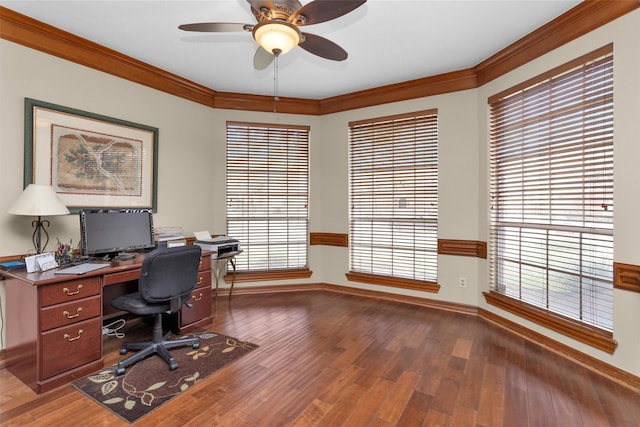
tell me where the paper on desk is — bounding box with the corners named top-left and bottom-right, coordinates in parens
top-left (194, 231), bottom-right (213, 241)
top-left (194, 231), bottom-right (232, 243)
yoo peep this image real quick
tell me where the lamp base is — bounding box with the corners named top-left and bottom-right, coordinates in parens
top-left (32, 216), bottom-right (51, 254)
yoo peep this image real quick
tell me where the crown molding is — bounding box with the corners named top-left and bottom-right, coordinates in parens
top-left (212, 91), bottom-right (320, 115)
top-left (1, 2), bottom-right (638, 114)
top-left (319, 68), bottom-right (477, 114)
top-left (0, 6), bottom-right (215, 107)
top-left (475, 0), bottom-right (639, 85)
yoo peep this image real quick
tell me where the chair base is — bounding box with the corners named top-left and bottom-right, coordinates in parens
top-left (115, 313), bottom-right (199, 375)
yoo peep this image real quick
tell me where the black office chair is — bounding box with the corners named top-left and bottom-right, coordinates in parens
top-left (111, 245), bottom-right (202, 375)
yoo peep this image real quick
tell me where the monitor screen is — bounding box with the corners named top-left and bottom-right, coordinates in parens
top-left (80, 209), bottom-right (155, 258)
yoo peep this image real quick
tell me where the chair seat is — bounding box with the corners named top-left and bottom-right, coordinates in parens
top-left (112, 292), bottom-right (190, 316)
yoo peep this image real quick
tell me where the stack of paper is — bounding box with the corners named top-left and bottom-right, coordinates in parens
top-left (155, 226), bottom-right (185, 242)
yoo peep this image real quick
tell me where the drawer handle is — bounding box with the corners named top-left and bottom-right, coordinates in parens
top-left (63, 284), bottom-right (84, 296)
top-left (199, 259), bottom-right (203, 269)
top-left (63, 307), bottom-right (83, 319)
top-left (193, 293), bottom-right (203, 302)
top-left (63, 329), bottom-right (83, 342)
top-left (197, 276), bottom-right (203, 285)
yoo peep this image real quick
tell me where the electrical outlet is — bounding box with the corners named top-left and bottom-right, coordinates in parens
top-left (459, 277), bottom-right (467, 288)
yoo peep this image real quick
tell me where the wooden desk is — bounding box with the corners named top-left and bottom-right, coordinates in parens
top-left (3, 251), bottom-right (212, 394)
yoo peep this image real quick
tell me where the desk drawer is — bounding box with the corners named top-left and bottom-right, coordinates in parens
top-left (181, 284), bottom-right (212, 327)
top-left (104, 268), bottom-right (141, 286)
top-left (40, 277), bottom-right (101, 307)
top-left (199, 255), bottom-right (211, 272)
top-left (196, 269), bottom-right (211, 289)
top-left (40, 295), bottom-right (101, 331)
top-left (40, 317), bottom-right (102, 380)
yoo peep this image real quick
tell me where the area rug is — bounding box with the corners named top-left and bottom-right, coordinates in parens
top-left (72, 331), bottom-right (258, 424)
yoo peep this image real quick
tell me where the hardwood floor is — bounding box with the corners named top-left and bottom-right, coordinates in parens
top-left (1, 290), bottom-right (639, 426)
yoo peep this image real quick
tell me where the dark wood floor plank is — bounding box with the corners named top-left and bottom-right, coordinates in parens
top-left (341, 377), bottom-right (395, 426)
top-left (315, 380), bottom-right (368, 426)
top-left (476, 362), bottom-right (506, 427)
top-left (1, 291), bottom-right (639, 427)
top-left (375, 370), bottom-right (421, 424)
top-left (396, 389), bottom-right (432, 427)
top-left (456, 354), bottom-right (485, 411)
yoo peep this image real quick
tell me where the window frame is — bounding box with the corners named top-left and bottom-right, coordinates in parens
top-left (226, 121), bottom-right (311, 281)
top-left (485, 44), bottom-right (616, 353)
top-left (347, 110), bottom-right (439, 292)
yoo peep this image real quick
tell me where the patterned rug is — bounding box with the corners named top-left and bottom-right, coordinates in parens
top-left (72, 331), bottom-right (258, 424)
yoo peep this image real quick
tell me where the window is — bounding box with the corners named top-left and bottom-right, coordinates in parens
top-left (348, 110), bottom-right (438, 287)
top-left (226, 121), bottom-right (309, 272)
top-left (488, 45), bottom-right (613, 331)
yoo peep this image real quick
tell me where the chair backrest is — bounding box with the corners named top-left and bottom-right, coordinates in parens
top-left (138, 245), bottom-right (202, 305)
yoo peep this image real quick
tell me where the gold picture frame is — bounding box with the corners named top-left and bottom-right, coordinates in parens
top-left (24, 98), bottom-right (158, 212)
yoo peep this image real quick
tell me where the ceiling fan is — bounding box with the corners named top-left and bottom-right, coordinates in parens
top-left (178, 0), bottom-right (367, 70)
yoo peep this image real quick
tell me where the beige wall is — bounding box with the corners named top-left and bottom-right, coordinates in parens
top-left (1, 9), bottom-right (639, 378)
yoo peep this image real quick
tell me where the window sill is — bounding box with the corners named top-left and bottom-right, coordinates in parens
top-left (225, 268), bottom-right (312, 283)
top-left (483, 291), bottom-right (617, 354)
top-left (346, 272), bottom-right (439, 293)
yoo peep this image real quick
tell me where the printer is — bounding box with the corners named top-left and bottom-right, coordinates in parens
top-left (194, 236), bottom-right (240, 258)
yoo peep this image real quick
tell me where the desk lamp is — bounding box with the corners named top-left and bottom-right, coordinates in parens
top-left (8, 184), bottom-right (70, 254)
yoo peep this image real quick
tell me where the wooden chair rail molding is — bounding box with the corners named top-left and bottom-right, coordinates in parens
top-left (437, 239), bottom-right (487, 258)
top-left (613, 262), bottom-right (640, 293)
top-left (309, 232), bottom-right (348, 247)
top-left (2, 2), bottom-right (638, 114)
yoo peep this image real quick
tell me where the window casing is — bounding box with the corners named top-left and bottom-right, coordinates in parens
top-left (488, 46), bottom-right (614, 331)
top-left (348, 110), bottom-right (438, 285)
top-left (226, 122), bottom-right (309, 272)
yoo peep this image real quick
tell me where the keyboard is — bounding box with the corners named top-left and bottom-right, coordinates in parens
top-left (54, 262), bottom-right (110, 275)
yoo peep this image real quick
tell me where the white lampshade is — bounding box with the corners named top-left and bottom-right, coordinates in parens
top-left (253, 21), bottom-right (301, 55)
top-left (8, 184), bottom-right (70, 216)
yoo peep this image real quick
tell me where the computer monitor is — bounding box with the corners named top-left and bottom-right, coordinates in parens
top-left (80, 209), bottom-right (155, 259)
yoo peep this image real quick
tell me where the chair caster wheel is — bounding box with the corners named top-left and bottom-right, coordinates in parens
top-left (116, 366), bottom-right (125, 375)
top-left (169, 359), bottom-right (178, 371)
top-left (119, 348), bottom-right (127, 355)
top-left (192, 342), bottom-right (200, 349)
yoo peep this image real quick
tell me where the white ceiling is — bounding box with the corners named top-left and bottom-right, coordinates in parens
top-left (0, 0), bottom-right (581, 99)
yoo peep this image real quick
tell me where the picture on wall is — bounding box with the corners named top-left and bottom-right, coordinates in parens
top-left (24, 98), bottom-right (158, 212)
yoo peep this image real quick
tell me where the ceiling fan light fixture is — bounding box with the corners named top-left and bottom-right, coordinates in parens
top-left (253, 21), bottom-right (301, 55)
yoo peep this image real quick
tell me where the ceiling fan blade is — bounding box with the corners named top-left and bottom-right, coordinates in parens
top-left (299, 32), bottom-right (348, 61)
top-left (290, 0), bottom-right (366, 26)
top-left (254, 47), bottom-right (275, 70)
top-left (178, 22), bottom-right (251, 32)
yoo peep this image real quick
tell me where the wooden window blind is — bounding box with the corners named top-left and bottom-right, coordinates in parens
top-left (488, 45), bottom-right (614, 331)
top-left (226, 121), bottom-right (309, 271)
top-left (349, 110), bottom-right (438, 283)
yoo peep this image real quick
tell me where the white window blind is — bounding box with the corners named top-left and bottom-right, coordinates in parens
top-left (349, 110), bottom-right (438, 283)
top-left (226, 121), bottom-right (309, 271)
top-left (488, 46), bottom-right (614, 331)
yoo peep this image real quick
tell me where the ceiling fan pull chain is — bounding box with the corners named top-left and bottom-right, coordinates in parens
top-left (273, 50), bottom-right (281, 112)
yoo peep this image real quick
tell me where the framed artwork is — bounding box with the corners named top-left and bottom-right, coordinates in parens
top-left (24, 98), bottom-right (158, 212)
